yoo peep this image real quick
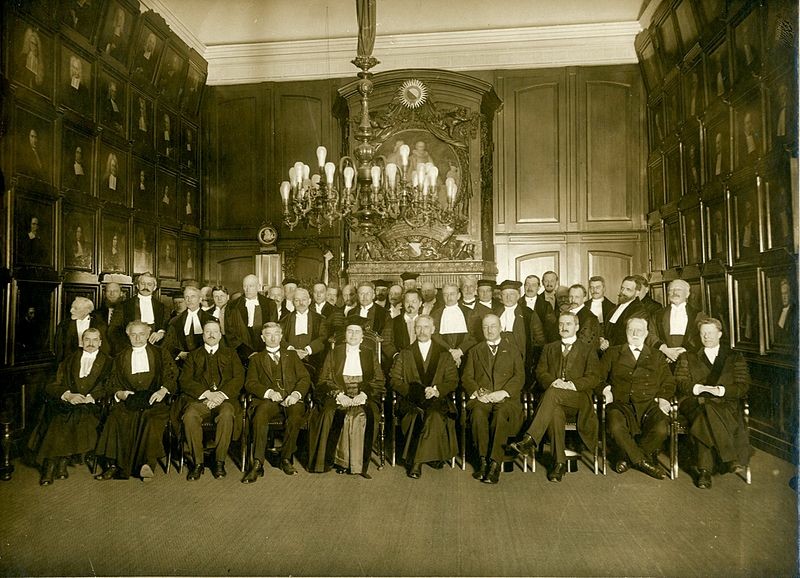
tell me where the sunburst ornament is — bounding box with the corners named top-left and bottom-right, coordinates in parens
top-left (399, 79), bottom-right (428, 109)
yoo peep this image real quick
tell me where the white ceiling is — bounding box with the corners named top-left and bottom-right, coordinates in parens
top-left (153, 0), bottom-right (645, 47)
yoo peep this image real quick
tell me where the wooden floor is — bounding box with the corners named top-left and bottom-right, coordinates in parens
top-left (0, 448), bottom-right (797, 577)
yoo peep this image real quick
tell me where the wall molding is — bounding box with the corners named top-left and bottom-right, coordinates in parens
top-left (139, 0), bottom-right (207, 54)
top-left (202, 21), bottom-right (642, 85)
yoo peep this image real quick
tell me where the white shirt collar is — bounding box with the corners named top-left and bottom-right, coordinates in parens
top-left (418, 339), bottom-right (432, 358)
top-left (671, 302), bottom-right (687, 310)
top-left (204, 344), bottom-right (218, 354)
top-left (562, 336), bottom-right (577, 345)
top-left (570, 304), bottom-right (584, 314)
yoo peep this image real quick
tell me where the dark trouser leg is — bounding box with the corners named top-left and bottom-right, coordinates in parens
top-left (469, 402), bottom-right (492, 458)
top-left (526, 389), bottom-right (556, 445)
top-left (488, 402), bottom-right (521, 463)
top-left (548, 403), bottom-right (568, 463)
top-left (251, 400), bottom-right (282, 463)
top-left (137, 403), bottom-right (170, 469)
top-left (607, 407), bottom-right (644, 464)
top-left (639, 407), bottom-right (669, 457)
top-left (280, 402), bottom-right (306, 461)
top-left (182, 402), bottom-right (211, 466)
top-left (213, 402), bottom-right (235, 463)
top-left (695, 438), bottom-right (714, 470)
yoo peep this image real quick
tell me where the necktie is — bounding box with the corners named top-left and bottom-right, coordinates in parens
top-left (633, 347), bottom-right (641, 360)
top-left (269, 351), bottom-right (280, 364)
top-left (208, 350), bottom-right (220, 389)
top-left (560, 343), bottom-right (572, 378)
top-left (489, 343), bottom-right (498, 356)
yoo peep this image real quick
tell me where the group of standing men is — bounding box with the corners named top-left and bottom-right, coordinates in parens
top-left (29, 268), bottom-right (751, 491)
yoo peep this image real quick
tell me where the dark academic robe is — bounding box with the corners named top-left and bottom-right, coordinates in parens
top-left (313, 301), bottom-right (336, 319)
top-left (280, 309), bottom-right (330, 372)
top-left (122, 295), bottom-right (168, 334)
top-left (97, 302), bottom-right (127, 355)
top-left (585, 297), bottom-right (617, 328)
top-left (675, 347), bottom-right (751, 465)
top-left (95, 344), bottom-right (178, 477)
top-left (307, 344), bottom-right (385, 473)
top-left (346, 303), bottom-right (388, 336)
top-left (28, 350), bottom-right (112, 461)
top-left (245, 346), bottom-right (311, 462)
top-left (163, 308), bottom-right (215, 359)
top-left (520, 294), bottom-right (558, 343)
top-left (224, 295), bottom-right (279, 363)
top-left (573, 305), bottom-right (601, 352)
top-left (461, 337), bottom-right (525, 462)
top-left (530, 340), bottom-right (601, 461)
top-left (646, 304), bottom-right (706, 352)
top-left (54, 314), bottom-right (110, 363)
top-left (493, 304), bottom-right (546, 374)
top-left (603, 298), bottom-right (647, 347)
top-left (390, 341), bottom-right (459, 464)
top-left (640, 294), bottom-right (663, 317)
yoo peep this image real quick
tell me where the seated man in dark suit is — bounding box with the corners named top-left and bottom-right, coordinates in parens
top-left (461, 314), bottom-right (525, 484)
top-left (225, 274), bottom-right (279, 364)
top-left (390, 314), bottom-right (459, 479)
top-left (29, 328), bottom-right (112, 485)
top-left (95, 321), bottom-right (178, 481)
top-left (242, 322), bottom-right (311, 482)
top-left (179, 320), bottom-right (244, 481)
top-left (280, 287), bottom-right (329, 378)
top-left (601, 316), bottom-right (675, 480)
top-left (164, 286), bottom-right (214, 364)
top-left (307, 319), bottom-right (384, 478)
top-left (510, 312), bottom-right (602, 481)
top-left (675, 318), bottom-right (751, 489)
top-left (54, 296), bottom-right (109, 363)
top-left (600, 275), bottom-right (646, 352)
top-left (121, 273), bottom-right (168, 345)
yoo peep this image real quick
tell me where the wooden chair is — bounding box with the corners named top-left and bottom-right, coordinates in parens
top-left (177, 393), bottom-right (248, 473)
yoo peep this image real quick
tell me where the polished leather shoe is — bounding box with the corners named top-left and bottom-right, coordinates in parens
top-left (614, 459), bottom-right (629, 474)
top-left (637, 458), bottom-right (666, 480)
top-left (212, 461), bottom-right (227, 479)
top-left (55, 457), bottom-right (69, 480)
top-left (241, 459), bottom-right (264, 484)
top-left (95, 464), bottom-right (120, 481)
top-left (509, 434), bottom-right (536, 456)
top-left (473, 457), bottom-right (488, 480)
top-left (547, 462), bottom-right (567, 482)
top-left (696, 468), bottom-right (712, 489)
top-left (139, 464), bottom-right (154, 482)
top-left (187, 464), bottom-right (204, 481)
top-left (407, 462), bottom-right (422, 479)
top-left (39, 460), bottom-right (55, 486)
top-left (725, 462), bottom-right (745, 476)
top-left (70, 453), bottom-right (85, 466)
top-left (281, 459), bottom-right (296, 476)
top-left (482, 460), bottom-right (501, 484)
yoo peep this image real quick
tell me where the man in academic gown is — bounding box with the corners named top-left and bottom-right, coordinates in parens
top-left (96, 282), bottom-right (127, 355)
top-left (178, 320), bottom-right (244, 480)
top-left (675, 318), bottom-right (751, 489)
top-left (461, 314), bottom-right (525, 484)
top-left (163, 286), bottom-right (214, 364)
top-left (646, 279), bottom-right (706, 366)
top-left (225, 274), bottom-right (279, 364)
top-left (95, 321), bottom-right (178, 481)
top-left (307, 319), bottom-right (385, 478)
top-left (242, 322), bottom-right (311, 482)
top-left (494, 279), bottom-right (546, 379)
top-left (510, 312), bottom-right (602, 482)
top-left (586, 276), bottom-right (616, 331)
top-left (121, 273), bottom-right (168, 344)
top-left (29, 328), bottom-right (112, 485)
top-left (280, 287), bottom-right (330, 379)
top-left (431, 282), bottom-right (480, 369)
top-left (390, 315), bottom-right (459, 478)
top-left (600, 276), bottom-right (647, 352)
top-left (346, 281), bottom-right (387, 335)
top-left (601, 316), bottom-right (675, 480)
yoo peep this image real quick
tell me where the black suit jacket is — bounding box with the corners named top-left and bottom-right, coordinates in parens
top-left (164, 308), bottom-right (215, 358)
top-left (48, 349), bottom-right (113, 400)
top-left (224, 295), bottom-right (279, 361)
top-left (313, 301), bottom-right (336, 319)
top-left (603, 298), bottom-right (647, 347)
top-left (585, 297), bottom-right (616, 326)
top-left (646, 303), bottom-right (706, 352)
top-left (462, 337), bottom-right (525, 398)
top-left (493, 304), bottom-right (545, 365)
top-left (122, 295), bottom-right (168, 334)
top-left (535, 340), bottom-right (601, 392)
top-left (381, 314), bottom-right (416, 361)
top-left (346, 303), bottom-right (388, 335)
top-left (573, 306), bottom-right (601, 351)
top-left (245, 345), bottom-right (311, 400)
top-left (97, 303), bottom-right (127, 355)
top-left (280, 310), bottom-right (329, 355)
top-left (602, 344), bottom-right (675, 404)
top-left (179, 344), bottom-right (244, 402)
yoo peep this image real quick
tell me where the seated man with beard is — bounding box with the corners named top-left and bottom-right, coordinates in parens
top-left (390, 315), bottom-right (459, 478)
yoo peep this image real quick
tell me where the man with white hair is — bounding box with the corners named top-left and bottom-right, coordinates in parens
top-left (459, 276), bottom-right (479, 310)
top-left (225, 274), bottom-right (278, 364)
top-left (121, 273), bottom-right (168, 344)
top-left (163, 286), bottom-right (214, 363)
top-left (95, 321), bottom-right (178, 481)
top-left (280, 287), bottom-right (329, 376)
top-left (346, 281), bottom-right (388, 335)
top-left (431, 283), bottom-right (479, 368)
top-left (646, 279), bottom-right (705, 365)
top-left (54, 296), bottom-right (109, 363)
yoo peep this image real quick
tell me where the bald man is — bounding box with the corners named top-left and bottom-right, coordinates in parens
top-left (646, 279), bottom-right (706, 365)
top-left (224, 274), bottom-right (279, 364)
top-left (121, 274), bottom-right (168, 344)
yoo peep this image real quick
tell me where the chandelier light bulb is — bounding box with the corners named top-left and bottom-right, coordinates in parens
top-left (343, 165), bottom-right (355, 189)
top-left (324, 162), bottom-right (336, 184)
top-left (316, 146), bottom-right (327, 168)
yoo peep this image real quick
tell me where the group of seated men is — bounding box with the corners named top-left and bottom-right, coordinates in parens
top-left (29, 269), bottom-right (751, 490)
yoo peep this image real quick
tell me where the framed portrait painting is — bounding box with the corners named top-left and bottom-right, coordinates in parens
top-left (180, 236), bottom-right (199, 281)
top-left (732, 178), bottom-right (761, 261)
top-left (181, 179), bottom-right (199, 227)
top-left (58, 42), bottom-right (94, 119)
top-left (101, 214), bottom-right (128, 274)
top-left (682, 130), bottom-right (702, 192)
top-left (732, 5), bottom-right (762, 84)
top-left (731, 268), bottom-right (762, 352)
top-left (681, 206), bottom-right (703, 265)
top-left (158, 229), bottom-right (178, 279)
top-left (157, 106), bottom-right (178, 163)
top-left (705, 112), bottom-right (731, 182)
top-left (97, 0), bottom-right (137, 66)
top-left (59, 0), bottom-right (101, 42)
top-left (763, 266), bottom-right (798, 354)
top-left (157, 168), bottom-right (179, 222)
top-left (156, 44), bottom-right (187, 106)
top-left (97, 66), bottom-right (127, 138)
top-left (705, 195), bottom-right (730, 264)
top-left (60, 123), bottom-right (93, 195)
top-left (97, 140), bottom-right (128, 206)
top-left (15, 194), bottom-right (54, 268)
top-left (674, 0), bottom-right (699, 51)
top-left (15, 106), bottom-right (53, 185)
top-left (11, 18), bottom-right (54, 101)
top-left (13, 280), bottom-right (57, 364)
top-left (733, 88), bottom-right (765, 169)
top-left (761, 167), bottom-right (794, 252)
top-left (181, 121), bottom-right (198, 173)
top-left (707, 40), bottom-right (730, 101)
top-left (683, 58), bottom-right (706, 121)
top-left (130, 21), bottom-right (165, 87)
top-left (131, 157), bottom-right (156, 215)
top-left (63, 204), bottom-right (95, 271)
top-left (181, 60), bottom-right (206, 117)
top-left (133, 221), bottom-right (156, 276)
top-left (650, 223), bottom-right (665, 272)
top-left (131, 89), bottom-right (154, 155)
top-left (665, 144), bottom-right (682, 204)
top-left (703, 275), bottom-right (732, 339)
top-left (768, 72), bottom-right (796, 153)
top-left (648, 156), bottom-right (665, 211)
top-left (665, 216), bottom-right (683, 269)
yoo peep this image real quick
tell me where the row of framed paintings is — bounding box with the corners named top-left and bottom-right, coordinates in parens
top-left (649, 264), bottom-right (797, 357)
top-left (13, 101), bottom-right (199, 194)
top-left (8, 2), bottom-right (206, 115)
top-left (14, 190), bottom-right (200, 279)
